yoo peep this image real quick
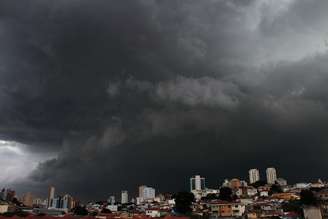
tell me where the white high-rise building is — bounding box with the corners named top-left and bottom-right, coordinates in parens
top-left (62, 194), bottom-right (74, 210)
top-left (248, 169), bottom-right (260, 184)
top-left (139, 185), bottom-right (155, 200)
top-left (190, 175), bottom-right (205, 191)
top-left (121, 190), bottom-right (128, 204)
top-left (47, 186), bottom-right (55, 208)
top-left (266, 167), bottom-right (277, 184)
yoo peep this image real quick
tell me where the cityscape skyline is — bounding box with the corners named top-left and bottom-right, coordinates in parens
top-left (1, 166), bottom-right (327, 202)
top-left (2, 166), bottom-right (326, 203)
top-left (2, 170), bottom-right (328, 218)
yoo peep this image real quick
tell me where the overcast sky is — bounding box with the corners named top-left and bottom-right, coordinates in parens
top-left (1, 0), bottom-right (328, 201)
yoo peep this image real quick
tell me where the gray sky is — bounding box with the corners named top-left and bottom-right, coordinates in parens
top-left (1, 0), bottom-right (328, 201)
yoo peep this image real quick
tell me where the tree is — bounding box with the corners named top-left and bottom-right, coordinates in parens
top-left (300, 189), bottom-right (317, 206)
top-left (1, 212), bottom-right (15, 217)
top-left (101, 208), bottom-right (112, 214)
top-left (12, 197), bottom-right (22, 206)
top-left (72, 205), bottom-right (89, 216)
top-left (251, 180), bottom-right (266, 188)
top-left (201, 193), bottom-right (218, 201)
top-left (89, 211), bottom-right (98, 216)
top-left (173, 192), bottom-right (195, 215)
top-left (269, 184), bottom-right (283, 195)
top-left (15, 211), bottom-right (29, 217)
top-left (218, 187), bottom-right (233, 201)
top-left (282, 200), bottom-right (302, 214)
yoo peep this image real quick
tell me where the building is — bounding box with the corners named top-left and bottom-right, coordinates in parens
top-left (5, 189), bottom-right (15, 202)
top-left (22, 192), bottom-right (33, 207)
top-left (33, 198), bottom-right (44, 207)
top-left (0, 189), bottom-right (6, 200)
top-left (0, 201), bottom-right (9, 214)
top-left (33, 208), bottom-right (65, 217)
top-left (47, 194), bottom-right (73, 210)
top-left (139, 185), bottom-right (155, 201)
top-left (208, 201), bottom-right (245, 217)
top-left (62, 194), bottom-right (74, 210)
top-left (266, 167), bottom-right (277, 184)
top-left (276, 178), bottom-right (287, 186)
top-left (296, 183), bottom-right (310, 189)
top-left (248, 169), bottom-right (260, 184)
top-left (271, 193), bottom-right (300, 201)
top-left (146, 209), bottom-right (161, 217)
top-left (190, 175), bottom-right (206, 191)
top-left (190, 175), bottom-right (206, 200)
top-left (47, 186), bottom-right (55, 208)
top-left (106, 204), bottom-right (118, 212)
top-left (108, 196), bottom-right (115, 205)
top-left (139, 185), bottom-right (146, 198)
top-left (229, 178), bottom-right (241, 189)
top-left (121, 190), bottom-right (128, 204)
top-left (303, 206), bottom-right (323, 219)
top-left (51, 196), bottom-right (63, 209)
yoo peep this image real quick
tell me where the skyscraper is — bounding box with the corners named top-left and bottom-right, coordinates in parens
top-left (62, 194), bottom-right (74, 210)
top-left (266, 167), bottom-right (277, 184)
top-left (121, 190), bottom-right (128, 204)
top-left (22, 192), bottom-right (33, 207)
top-left (190, 175), bottom-right (206, 191)
top-left (139, 185), bottom-right (155, 200)
top-left (248, 169), bottom-right (260, 184)
top-left (47, 186), bottom-right (55, 208)
top-left (139, 185), bottom-right (146, 199)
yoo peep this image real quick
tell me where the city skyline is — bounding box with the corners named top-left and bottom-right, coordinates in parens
top-left (2, 169), bottom-right (328, 218)
top-left (3, 166), bottom-right (325, 203)
top-left (1, 0), bottom-right (328, 202)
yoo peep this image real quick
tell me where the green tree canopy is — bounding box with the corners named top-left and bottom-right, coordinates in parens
top-left (173, 191), bottom-right (195, 215)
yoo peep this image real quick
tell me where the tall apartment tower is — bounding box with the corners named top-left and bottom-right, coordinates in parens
top-left (139, 185), bottom-right (155, 200)
top-left (47, 186), bottom-right (55, 208)
top-left (248, 169), bottom-right (260, 184)
top-left (139, 185), bottom-right (146, 199)
top-left (121, 190), bottom-right (128, 204)
top-left (266, 167), bottom-right (277, 184)
top-left (190, 175), bottom-right (206, 191)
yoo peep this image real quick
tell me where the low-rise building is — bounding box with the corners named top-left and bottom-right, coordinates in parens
top-left (106, 204), bottom-right (118, 212)
top-left (145, 208), bottom-right (169, 217)
top-left (303, 206), bottom-right (323, 219)
top-left (247, 187), bottom-right (258, 197)
top-left (0, 202), bottom-right (9, 213)
top-left (271, 193), bottom-right (300, 201)
top-left (276, 178), bottom-right (288, 186)
top-left (208, 201), bottom-right (245, 217)
top-left (231, 203), bottom-right (245, 217)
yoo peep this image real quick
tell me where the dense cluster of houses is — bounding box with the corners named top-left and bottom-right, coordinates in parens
top-left (3, 177), bottom-right (328, 218)
top-left (190, 178), bottom-right (328, 218)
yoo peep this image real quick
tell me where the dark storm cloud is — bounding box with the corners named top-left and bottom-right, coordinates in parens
top-left (1, 0), bottom-right (328, 201)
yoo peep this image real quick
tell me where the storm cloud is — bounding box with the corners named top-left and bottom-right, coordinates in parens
top-left (1, 0), bottom-right (328, 201)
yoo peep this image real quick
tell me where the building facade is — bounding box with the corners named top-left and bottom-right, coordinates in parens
top-left (248, 169), bottom-right (260, 184)
top-left (121, 190), bottom-right (128, 204)
top-left (47, 186), bottom-right (55, 208)
top-left (190, 175), bottom-right (206, 191)
top-left (266, 167), bottom-right (277, 184)
top-left (139, 186), bottom-right (155, 201)
top-left (22, 192), bottom-right (33, 207)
